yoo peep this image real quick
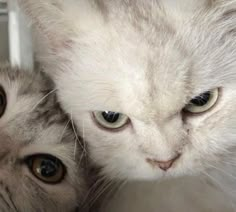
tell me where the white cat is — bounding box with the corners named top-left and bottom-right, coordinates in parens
top-left (19, 0), bottom-right (236, 211)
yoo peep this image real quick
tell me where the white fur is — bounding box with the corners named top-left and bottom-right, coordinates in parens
top-left (19, 0), bottom-right (236, 210)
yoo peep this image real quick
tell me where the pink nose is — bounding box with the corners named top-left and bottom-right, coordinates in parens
top-left (147, 155), bottom-right (180, 171)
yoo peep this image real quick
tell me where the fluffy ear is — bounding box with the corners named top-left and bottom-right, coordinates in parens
top-left (18, 0), bottom-right (74, 52)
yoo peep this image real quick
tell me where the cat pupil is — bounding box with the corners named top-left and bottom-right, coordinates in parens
top-left (0, 87), bottom-right (6, 117)
top-left (190, 91), bottom-right (210, 106)
top-left (0, 94), bottom-right (4, 106)
top-left (102, 111), bottom-right (120, 123)
top-left (0, 94), bottom-right (4, 110)
top-left (40, 159), bottom-right (58, 177)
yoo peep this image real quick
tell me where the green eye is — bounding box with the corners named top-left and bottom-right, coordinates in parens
top-left (184, 88), bottom-right (219, 114)
top-left (25, 154), bottom-right (66, 184)
top-left (93, 111), bottom-right (129, 129)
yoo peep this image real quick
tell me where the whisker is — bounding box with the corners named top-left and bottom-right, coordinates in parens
top-left (101, 179), bottom-right (127, 208)
top-left (220, 160), bottom-right (236, 166)
top-left (74, 136), bottom-right (78, 160)
top-left (202, 170), bottom-right (236, 210)
top-left (190, 134), bottom-right (231, 156)
top-left (83, 175), bottom-right (113, 209)
top-left (82, 119), bottom-right (87, 158)
top-left (70, 112), bottom-right (82, 160)
top-left (59, 119), bottom-right (71, 143)
top-left (78, 150), bottom-right (86, 168)
top-left (81, 176), bottom-right (105, 208)
top-left (201, 171), bottom-right (222, 189)
top-left (206, 163), bottom-right (236, 180)
top-left (30, 88), bottom-right (57, 112)
top-left (89, 179), bottom-right (114, 208)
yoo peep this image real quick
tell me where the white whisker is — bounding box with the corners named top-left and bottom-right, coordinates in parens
top-left (202, 171), bottom-right (222, 188)
top-left (59, 119), bottom-right (71, 143)
top-left (30, 88), bottom-right (57, 112)
top-left (82, 119), bottom-right (87, 155)
top-left (70, 111), bottom-right (88, 161)
top-left (89, 178), bottom-right (114, 208)
top-left (220, 160), bottom-right (236, 166)
top-left (207, 163), bottom-right (236, 181)
top-left (70, 112), bottom-right (78, 160)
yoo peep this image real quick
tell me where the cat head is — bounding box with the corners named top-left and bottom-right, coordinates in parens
top-left (19, 0), bottom-right (236, 180)
top-left (0, 64), bottom-right (87, 211)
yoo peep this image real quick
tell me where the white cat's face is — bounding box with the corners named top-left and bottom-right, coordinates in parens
top-left (20, 0), bottom-right (236, 180)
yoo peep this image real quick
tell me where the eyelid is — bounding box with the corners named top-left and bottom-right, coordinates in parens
top-left (19, 144), bottom-right (76, 168)
top-left (91, 112), bottom-right (130, 132)
top-left (183, 88), bottom-right (221, 116)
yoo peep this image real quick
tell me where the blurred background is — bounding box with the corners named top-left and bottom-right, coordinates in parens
top-left (0, 0), bottom-right (33, 69)
top-left (0, 0), bottom-right (8, 61)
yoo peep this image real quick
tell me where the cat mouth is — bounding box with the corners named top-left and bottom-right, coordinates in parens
top-left (146, 154), bottom-right (181, 172)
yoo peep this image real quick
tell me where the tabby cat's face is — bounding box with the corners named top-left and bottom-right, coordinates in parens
top-left (0, 65), bottom-right (86, 211)
top-left (20, 0), bottom-right (236, 180)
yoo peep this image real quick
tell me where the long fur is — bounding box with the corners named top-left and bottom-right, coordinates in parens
top-left (0, 63), bottom-right (88, 211)
top-left (19, 0), bottom-right (236, 211)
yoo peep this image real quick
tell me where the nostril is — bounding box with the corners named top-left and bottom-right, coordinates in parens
top-left (146, 154), bottom-right (181, 171)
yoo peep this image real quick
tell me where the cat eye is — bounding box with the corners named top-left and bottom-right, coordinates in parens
top-left (184, 88), bottom-right (219, 114)
top-left (0, 86), bottom-right (6, 117)
top-left (93, 111), bottom-right (129, 130)
top-left (25, 154), bottom-right (66, 184)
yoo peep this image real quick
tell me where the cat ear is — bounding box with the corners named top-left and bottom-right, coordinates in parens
top-left (18, 0), bottom-right (74, 52)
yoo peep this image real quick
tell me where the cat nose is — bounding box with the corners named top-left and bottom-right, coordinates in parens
top-left (147, 154), bottom-right (180, 171)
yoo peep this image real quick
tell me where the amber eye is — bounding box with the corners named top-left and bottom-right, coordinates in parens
top-left (93, 111), bottom-right (129, 129)
top-left (184, 88), bottom-right (219, 114)
top-left (0, 86), bottom-right (6, 117)
top-left (25, 154), bottom-right (66, 184)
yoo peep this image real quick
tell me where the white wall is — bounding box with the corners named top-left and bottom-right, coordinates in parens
top-left (8, 0), bottom-right (33, 69)
top-left (0, 2), bottom-right (8, 61)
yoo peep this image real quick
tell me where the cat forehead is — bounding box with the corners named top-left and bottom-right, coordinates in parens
top-left (36, 0), bottom-right (235, 118)
top-left (68, 15), bottom-right (191, 118)
top-left (66, 3), bottom-right (233, 118)
top-left (69, 38), bottom-right (190, 119)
